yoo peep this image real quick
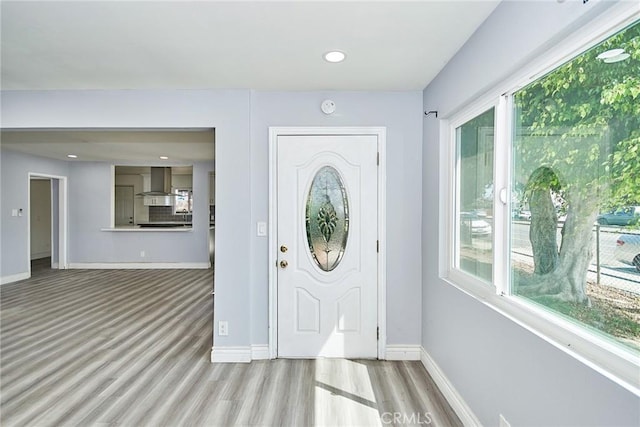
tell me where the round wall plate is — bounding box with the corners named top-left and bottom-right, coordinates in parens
top-left (321, 99), bottom-right (336, 115)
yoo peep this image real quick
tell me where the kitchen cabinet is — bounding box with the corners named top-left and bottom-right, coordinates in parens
top-left (143, 195), bottom-right (174, 206)
top-left (209, 172), bottom-right (215, 206)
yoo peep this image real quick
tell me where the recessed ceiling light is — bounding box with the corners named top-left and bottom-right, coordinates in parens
top-left (159, 156), bottom-right (169, 160)
top-left (596, 48), bottom-right (625, 60)
top-left (67, 154), bottom-right (78, 159)
top-left (324, 51), bottom-right (346, 63)
top-left (603, 52), bottom-right (630, 63)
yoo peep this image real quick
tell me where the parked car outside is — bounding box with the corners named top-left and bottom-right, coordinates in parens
top-left (614, 233), bottom-right (640, 272)
top-left (511, 208), bottom-right (531, 221)
top-left (597, 206), bottom-right (640, 226)
top-left (460, 212), bottom-right (492, 236)
top-left (518, 210), bottom-right (531, 221)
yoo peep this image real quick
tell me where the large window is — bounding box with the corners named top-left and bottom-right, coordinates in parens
top-left (511, 21), bottom-right (639, 351)
top-left (455, 108), bottom-right (495, 283)
top-left (448, 18), bottom-right (640, 364)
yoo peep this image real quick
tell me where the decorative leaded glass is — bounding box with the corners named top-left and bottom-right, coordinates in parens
top-left (305, 166), bottom-right (349, 271)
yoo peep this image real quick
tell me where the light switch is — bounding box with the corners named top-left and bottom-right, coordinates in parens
top-left (257, 221), bottom-right (267, 236)
top-left (11, 209), bottom-right (18, 217)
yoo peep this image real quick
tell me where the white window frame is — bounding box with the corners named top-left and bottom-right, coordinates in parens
top-left (440, 4), bottom-right (640, 396)
top-left (447, 100), bottom-right (500, 294)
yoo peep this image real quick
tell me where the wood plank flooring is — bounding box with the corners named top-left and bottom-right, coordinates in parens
top-left (1, 261), bottom-right (461, 427)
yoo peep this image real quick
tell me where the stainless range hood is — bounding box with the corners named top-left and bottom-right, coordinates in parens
top-left (137, 167), bottom-right (174, 197)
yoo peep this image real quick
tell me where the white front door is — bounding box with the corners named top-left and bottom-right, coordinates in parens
top-left (276, 133), bottom-right (379, 358)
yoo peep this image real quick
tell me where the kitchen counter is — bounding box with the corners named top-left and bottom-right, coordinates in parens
top-left (102, 223), bottom-right (193, 232)
top-left (137, 221), bottom-right (192, 228)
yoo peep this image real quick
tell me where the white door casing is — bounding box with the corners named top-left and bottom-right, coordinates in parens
top-left (270, 127), bottom-right (386, 359)
top-left (27, 173), bottom-right (69, 273)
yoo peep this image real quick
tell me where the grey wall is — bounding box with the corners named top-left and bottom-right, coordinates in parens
top-left (1, 150), bottom-right (69, 277)
top-left (67, 160), bottom-right (212, 264)
top-left (1, 90), bottom-right (252, 347)
top-left (249, 91), bottom-right (424, 346)
top-left (422, 1), bottom-right (639, 426)
top-left (1, 88), bottom-right (423, 350)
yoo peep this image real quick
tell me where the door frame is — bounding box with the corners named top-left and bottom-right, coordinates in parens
top-left (268, 126), bottom-right (387, 359)
top-left (28, 172), bottom-right (69, 275)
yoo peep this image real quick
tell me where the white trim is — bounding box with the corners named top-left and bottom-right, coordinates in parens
top-left (67, 262), bottom-right (210, 269)
top-left (268, 127), bottom-right (278, 359)
top-left (492, 96), bottom-right (510, 296)
top-left (420, 348), bottom-right (482, 427)
top-left (1, 272), bottom-right (31, 285)
top-left (385, 345), bottom-right (421, 361)
top-left (268, 126), bottom-right (387, 360)
top-left (52, 262), bottom-right (59, 269)
top-left (377, 128), bottom-right (388, 360)
top-left (438, 119), bottom-right (452, 279)
top-left (110, 165), bottom-right (116, 228)
top-left (251, 344), bottom-right (270, 360)
top-left (210, 346), bottom-right (251, 363)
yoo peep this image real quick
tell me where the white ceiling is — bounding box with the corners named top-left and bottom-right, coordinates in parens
top-left (1, 1), bottom-right (500, 92)
top-left (0, 1), bottom-right (499, 162)
top-left (1, 129), bottom-right (215, 162)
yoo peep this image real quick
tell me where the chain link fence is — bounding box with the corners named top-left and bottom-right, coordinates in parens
top-left (511, 221), bottom-right (640, 295)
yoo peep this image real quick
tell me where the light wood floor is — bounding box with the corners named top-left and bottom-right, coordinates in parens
top-left (1, 260), bottom-right (461, 427)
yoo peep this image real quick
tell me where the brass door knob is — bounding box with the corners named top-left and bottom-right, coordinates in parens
top-left (280, 245), bottom-right (288, 253)
top-left (279, 260), bottom-right (288, 269)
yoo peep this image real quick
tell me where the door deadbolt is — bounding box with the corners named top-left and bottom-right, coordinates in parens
top-left (280, 245), bottom-right (288, 253)
top-left (279, 260), bottom-right (288, 269)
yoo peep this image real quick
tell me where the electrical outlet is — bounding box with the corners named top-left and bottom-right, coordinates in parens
top-left (218, 321), bottom-right (228, 336)
top-left (140, 250), bottom-right (145, 258)
top-left (499, 414), bottom-right (511, 427)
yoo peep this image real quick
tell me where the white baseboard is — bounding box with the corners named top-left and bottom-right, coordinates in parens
top-left (0, 272), bottom-right (30, 285)
top-left (210, 346), bottom-right (252, 363)
top-left (420, 347), bottom-right (481, 427)
top-left (251, 344), bottom-right (270, 360)
top-left (52, 262), bottom-right (59, 269)
top-left (68, 262), bottom-right (210, 269)
top-left (385, 345), bottom-right (422, 361)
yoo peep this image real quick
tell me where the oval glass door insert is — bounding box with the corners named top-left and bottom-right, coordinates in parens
top-left (305, 166), bottom-right (349, 271)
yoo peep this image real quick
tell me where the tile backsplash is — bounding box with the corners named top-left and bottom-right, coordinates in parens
top-left (149, 206), bottom-right (192, 222)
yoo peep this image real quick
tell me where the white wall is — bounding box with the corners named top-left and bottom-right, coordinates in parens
top-left (249, 91), bottom-right (424, 346)
top-left (422, 1), bottom-right (639, 426)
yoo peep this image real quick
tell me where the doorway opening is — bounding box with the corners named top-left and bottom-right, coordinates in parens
top-left (28, 173), bottom-right (68, 276)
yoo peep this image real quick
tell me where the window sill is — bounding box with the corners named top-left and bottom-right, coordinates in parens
top-left (441, 273), bottom-right (640, 396)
